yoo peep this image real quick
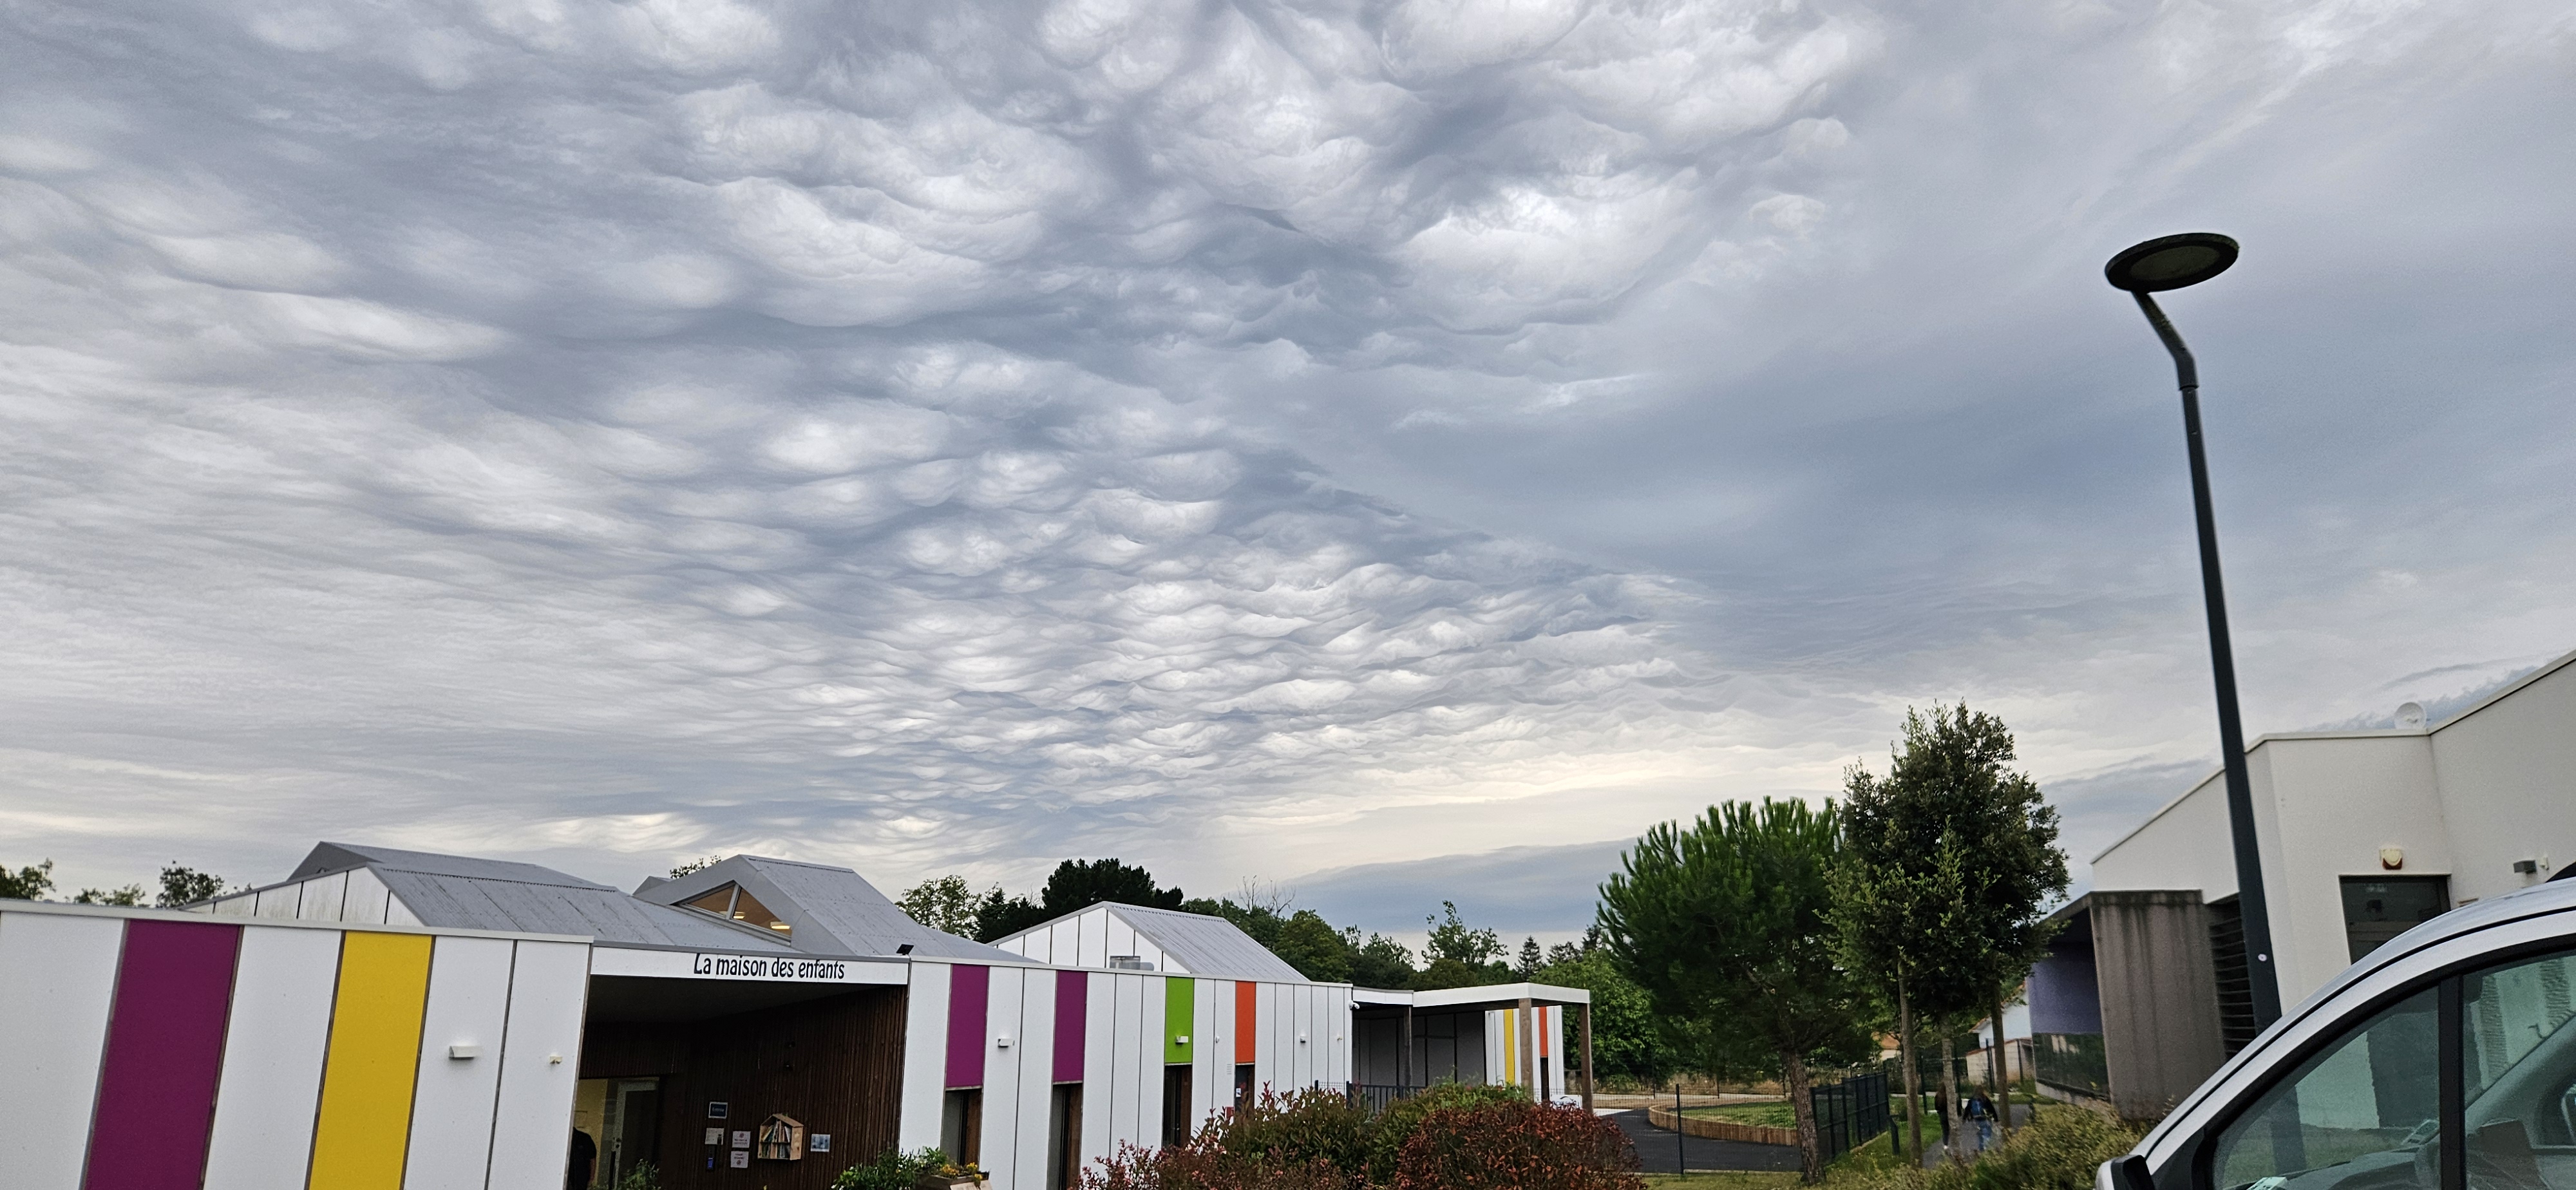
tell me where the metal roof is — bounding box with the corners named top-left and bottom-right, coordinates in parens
top-left (633, 855), bottom-right (1019, 961)
top-left (287, 842), bottom-right (793, 952)
top-left (998, 902), bottom-right (1311, 982)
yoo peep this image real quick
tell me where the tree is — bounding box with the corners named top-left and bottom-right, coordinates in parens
top-left (75, 884), bottom-right (147, 905)
top-left (669, 856), bottom-right (721, 880)
top-left (1040, 858), bottom-right (1184, 915)
top-left (1273, 911), bottom-right (1353, 982)
top-left (158, 864), bottom-right (227, 907)
top-left (972, 889), bottom-right (1051, 942)
top-left (1515, 937), bottom-right (1544, 980)
top-left (1836, 704), bottom-right (2070, 1150)
top-left (1599, 799), bottom-right (1872, 1184)
top-left (1348, 932), bottom-right (1418, 990)
top-left (1412, 902), bottom-right (1511, 990)
top-left (898, 874), bottom-right (982, 936)
top-left (0, 859), bottom-right (55, 900)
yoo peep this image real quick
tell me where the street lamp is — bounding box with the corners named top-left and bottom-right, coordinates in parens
top-left (2105, 232), bottom-right (2283, 1031)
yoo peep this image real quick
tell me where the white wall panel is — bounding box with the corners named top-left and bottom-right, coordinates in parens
top-left (899, 962), bottom-right (952, 1152)
top-left (406, 935), bottom-right (515, 1189)
top-left (1255, 983), bottom-right (1283, 1096)
top-left (202, 925), bottom-right (340, 1190)
top-left (254, 883), bottom-right (300, 919)
top-left (1081, 971), bottom-right (1113, 1168)
top-left (0, 911), bottom-right (124, 1190)
top-left (983, 968), bottom-right (1025, 1187)
top-left (1110, 974), bottom-right (1144, 1151)
top-left (1133, 978), bottom-right (1161, 1151)
top-left (485, 940), bottom-right (590, 1190)
top-left (342, 868), bottom-right (392, 925)
top-left (1079, 910), bottom-right (1107, 968)
top-left (1013, 970), bottom-right (1054, 1190)
top-left (384, 894), bottom-right (422, 927)
top-left (295, 871), bottom-right (348, 921)
top-left (1200, 979), bottom-right (1224, 1126)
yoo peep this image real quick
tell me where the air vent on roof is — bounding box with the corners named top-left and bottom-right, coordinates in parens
top-left (1108, 955), bottom-right (1155, 971)
top-left (2396, 702), bottom-right (2427, 730)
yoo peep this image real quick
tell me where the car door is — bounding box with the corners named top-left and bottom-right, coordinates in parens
top-left (2118, 938), bottom-right (2576, 1190)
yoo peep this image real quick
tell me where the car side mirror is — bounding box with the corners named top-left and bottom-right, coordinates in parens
top-left (2102, 1155), bottom-right (2154, 1190)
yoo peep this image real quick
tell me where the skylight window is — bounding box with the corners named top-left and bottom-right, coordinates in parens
top-left (681, 882), bottom-right (791, 937)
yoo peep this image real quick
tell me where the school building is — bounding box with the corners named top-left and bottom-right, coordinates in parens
top-left (0, 841), bottom-right (1591, 1190)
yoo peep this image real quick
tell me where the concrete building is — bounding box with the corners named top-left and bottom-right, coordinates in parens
top-left (1, 839), bottom-right (1587, 1190)
top-left (2031, 645), bottom-right (2576, 1118)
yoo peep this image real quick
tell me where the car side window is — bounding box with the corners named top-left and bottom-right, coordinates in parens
top-left (2463, 948), bottom-right (2576, 1190)
top-left (2211, 988), bottom-right (2440, 1190)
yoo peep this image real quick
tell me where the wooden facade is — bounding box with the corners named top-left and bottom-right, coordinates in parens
top-left (583, 985), bottom-right (908, 1190)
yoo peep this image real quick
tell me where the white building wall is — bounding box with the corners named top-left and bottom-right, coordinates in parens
top-left (898, 961), bottom-right (952, 1153)
top-left (1011, 970), bottom-right (1055, 1190)
top-left (983, 967), bottom-right (1026, 1189)
top-left (0, 911), bottom-right (122, 1188)
top-left (404, 935), bottom-right (515, 1189)
top-left (2431, 655), bottom-right (2576, 903)
top-left (2257, 733), bottom-right (2449, 1001)
top-left (1080, 971), bottom-right (1113, 1168)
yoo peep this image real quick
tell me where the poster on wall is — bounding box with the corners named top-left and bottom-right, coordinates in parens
top-left (730, 1151), bottom-right (750, 1169)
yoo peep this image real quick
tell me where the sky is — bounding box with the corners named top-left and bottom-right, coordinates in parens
top-left (3, 0), bottom-right (2571, 935)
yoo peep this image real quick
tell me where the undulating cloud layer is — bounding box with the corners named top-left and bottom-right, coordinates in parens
top-left (1, 0), bottom-right (2570, 914)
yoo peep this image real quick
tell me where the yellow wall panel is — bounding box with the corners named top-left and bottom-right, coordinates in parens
top-left (308, 931), bottom-right (432, 1190)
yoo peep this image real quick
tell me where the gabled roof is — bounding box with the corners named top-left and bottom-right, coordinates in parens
top-left (994, 901), bottom-right (1309, 982)
top-left (285, 842), bottom-right (791, 952)
top-left (632, 855), bottom-right (1018, 961)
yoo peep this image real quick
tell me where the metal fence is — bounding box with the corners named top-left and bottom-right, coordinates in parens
top-left (1349, 1083), bottom-right (1417, 1117)
top-left (1808, 1071), bottom-right (1892, 1164)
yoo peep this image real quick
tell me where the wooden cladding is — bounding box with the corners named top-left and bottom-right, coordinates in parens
top-left (582, 984), bottom-right (906, 1190)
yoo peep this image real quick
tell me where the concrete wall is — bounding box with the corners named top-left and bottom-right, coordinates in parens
top-left (2431, 654), bottom-right (2576, 904)
top-left (2089, 891), bottom-right (2226, 1120)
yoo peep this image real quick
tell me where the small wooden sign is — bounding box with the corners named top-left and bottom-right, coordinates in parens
top-left (757, 1113), bottom-right (806, 1162)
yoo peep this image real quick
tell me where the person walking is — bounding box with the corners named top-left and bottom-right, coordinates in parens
top-left (1965, 1091), bottom-right (1994, 1153)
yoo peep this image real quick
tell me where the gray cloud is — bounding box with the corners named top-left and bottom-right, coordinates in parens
top-left (1, 0), bottom-right (2569, 909)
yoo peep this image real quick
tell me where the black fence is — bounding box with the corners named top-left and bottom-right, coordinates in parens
top-left (1808, 1072), bottom-right (1892, 1164)
top-left (1350, 1084), bottom-right (1416, 1117)
top-left (2034, 1033), bottom-right (2108, 1099)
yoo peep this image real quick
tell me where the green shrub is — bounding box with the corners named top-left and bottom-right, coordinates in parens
top-left (1392, 1100), bottom-right (1642, 1190)
top-left (1851, 1105), bottom-right (2142, 1190)
top-left (614, 1162), bottom-right (661, 1190)
top-left (1367, 1082), bottom-right (1531, 1184)
top-left (1211, 1086), bottom-right (1372, 1181)
top-left (834, 1146), bottom-right (952, 1190)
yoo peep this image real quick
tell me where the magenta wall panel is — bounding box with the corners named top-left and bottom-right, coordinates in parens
top-left (83, 919), bottom-right (242, 1190)
top-left (945, 964), bottom-right (990, 1088)
top-left (1052, 968), bottom-right (1086, 1084)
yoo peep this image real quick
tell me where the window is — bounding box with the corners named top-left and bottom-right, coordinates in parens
top-left (679, 883), bottom-right (791, 937)
top-left (2210, 988), bottom-right (2439, 1190)
top-left (942, 1088), bottom-right (981, 1167)
top-left (1162, 1065), bottom-right (1194, 1147)
top-left (2213, 898), bottom-right (2260, 1057)
top-left (1047, 1085), bottom-right (1081, 1190)
top-left (2344, 878), bottom-right (2450, 963)
top-left (2463, 949), bottom-right (2576, 1189)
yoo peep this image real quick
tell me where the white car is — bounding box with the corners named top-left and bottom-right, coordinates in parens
top-left (2101, 877), bottom-right (2576, 1190)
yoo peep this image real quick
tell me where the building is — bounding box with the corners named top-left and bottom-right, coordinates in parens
top-left (0, 840), bottom-right (1590, 1190)
top-left (2032, 645), bottom-right (2576, 1118)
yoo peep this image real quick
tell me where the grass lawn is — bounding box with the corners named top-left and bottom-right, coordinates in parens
top-left (1681, 1102), bottom-right (1797, 1128)
top-left (1641, 1173), bottom-right (1802, 1190)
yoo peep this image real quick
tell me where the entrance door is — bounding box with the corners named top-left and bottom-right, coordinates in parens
top-left (1161, 1065), bottom-right (1194, 1147)
top-left (2342, 876), bottom-right (2449, 961)
top-left (605, 1079), bottom-right (660, 1187)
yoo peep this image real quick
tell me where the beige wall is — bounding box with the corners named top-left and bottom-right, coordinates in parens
top-left (2257, 733), bottom-right (2447, 1002)
top-left (2092, 771), bottom-right (2240, 898)
top-left (2431, 656), bottom-right (2576, 903)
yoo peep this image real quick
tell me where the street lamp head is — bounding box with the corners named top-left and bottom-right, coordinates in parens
top-left (2105, 232), bottom-right (2239, 293)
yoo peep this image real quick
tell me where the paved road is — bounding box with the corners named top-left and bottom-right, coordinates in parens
top-left (1605, 1110), bottom-right (1803, 1173)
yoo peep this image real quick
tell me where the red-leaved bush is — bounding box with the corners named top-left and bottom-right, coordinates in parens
top-left (1079, 1138), bottom-right (1347, 1190)
top-left (1392, 1102), bottom-right (1644, 1190)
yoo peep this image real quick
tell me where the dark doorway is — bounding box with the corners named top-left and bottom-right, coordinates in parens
top-left (1233, 1063), bottom-right (1253, 1109)
top-left (1161, 1065), bottom-right (1194, 1147)
top-left (2341, 876), bottom-right (2448, 961)
top-left (1048, 1084), bottom-right (1082, 1190)
top-left (942, 1088), bottom-right (982, 1167)
top-left (608, 1080), bottom-right (659, 1187)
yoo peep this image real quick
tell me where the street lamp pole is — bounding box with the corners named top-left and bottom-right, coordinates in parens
top-left (2106, 233), bottom-right (2284, 1030)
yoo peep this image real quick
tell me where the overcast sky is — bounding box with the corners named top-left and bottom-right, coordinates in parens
top-left (3, 0), bottom-right (2570, 932)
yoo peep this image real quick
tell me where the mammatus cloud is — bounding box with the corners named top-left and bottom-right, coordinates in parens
top-left (2, 0), bottom-right (2571, 911)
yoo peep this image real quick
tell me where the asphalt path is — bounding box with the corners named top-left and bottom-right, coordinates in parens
top-left (1605, 1110), bottom-right (1804, 1173)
